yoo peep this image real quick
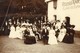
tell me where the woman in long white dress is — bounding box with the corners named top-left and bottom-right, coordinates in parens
top-left (15, 25), bottom-right (21, 38)
top-left (48, 27), bottom-right (58, 45)
top-left (58, 25), bottom-right (66, 42)
top-left (19, 25), bottom-right (26, 39)
top-left (9, 25), bottom-right (16, 38)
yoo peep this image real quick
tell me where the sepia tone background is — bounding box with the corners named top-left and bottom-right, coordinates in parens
top-left (0, 0), bottom-right (80, 53)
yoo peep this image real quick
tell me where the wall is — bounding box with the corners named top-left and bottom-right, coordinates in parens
top-left (48, 1), bottom-right (56, 22)
top-left (57, 0), bottom-right (80, 31)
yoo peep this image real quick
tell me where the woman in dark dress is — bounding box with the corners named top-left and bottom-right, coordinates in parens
top-left (63, 25), bottom-right (75, 43)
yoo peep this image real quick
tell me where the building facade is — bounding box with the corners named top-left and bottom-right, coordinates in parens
top-left (45, 0), bottom-right (80, 30)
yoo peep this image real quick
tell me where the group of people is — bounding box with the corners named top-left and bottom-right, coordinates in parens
top-left (41, 20), bottom-right (75, 45)
top-left (9, 21), bottom-right (34, 39)
top-left (8, 18), bottom-right (75, 45)
top-left (41, 21), bottom-right (66, 45)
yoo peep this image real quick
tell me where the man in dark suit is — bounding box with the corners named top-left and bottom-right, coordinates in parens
top-left (42, 25), bottom-right (49, 45)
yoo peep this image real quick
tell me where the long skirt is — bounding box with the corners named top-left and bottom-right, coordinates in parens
top-left (24, 36), bottom-right (36, 44)
top-left (48, 34), bottom-right (58, 45)
top-left (63, 34), bottom-right (74, 43)
top-left (9, 30), bottom-right (16, 38)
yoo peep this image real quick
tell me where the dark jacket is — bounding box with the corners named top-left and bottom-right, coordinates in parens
top-left (42, 29), bottom-right (49, 37)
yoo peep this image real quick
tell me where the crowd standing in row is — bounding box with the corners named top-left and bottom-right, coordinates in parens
top-left (8, 17), bottom-right (75, 45)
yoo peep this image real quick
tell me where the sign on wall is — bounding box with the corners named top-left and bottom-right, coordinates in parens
top-left (62, 0), bottom-right (80, 9)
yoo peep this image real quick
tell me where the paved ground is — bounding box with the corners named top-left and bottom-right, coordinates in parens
top-left (0, 35), bottom-right (80, 53)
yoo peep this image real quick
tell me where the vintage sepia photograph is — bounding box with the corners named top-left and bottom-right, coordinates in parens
top-left (0, 0), bottom-right (80, 53)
